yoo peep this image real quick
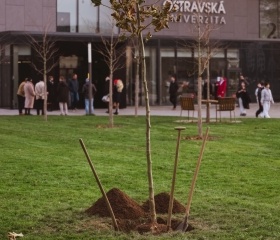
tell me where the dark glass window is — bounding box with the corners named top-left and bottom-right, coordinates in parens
top-left (57, 0), bottom-right (115, 34)
top-left (57, 0), bottom-right (77, 32)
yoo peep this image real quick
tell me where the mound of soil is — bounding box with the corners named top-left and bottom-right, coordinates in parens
top-left (86, 188), bottom-right (192, 234)
top-left (142, 192), bottom-right (185, 214)
top-left (86, 188), bottom-right (146, 220)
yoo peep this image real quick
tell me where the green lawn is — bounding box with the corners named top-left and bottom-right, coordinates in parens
top-left (0, 115), bottom-right (279, 239)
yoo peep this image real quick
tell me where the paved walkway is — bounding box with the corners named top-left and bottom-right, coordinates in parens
top-left (0, 103), bottom-right (279, 118)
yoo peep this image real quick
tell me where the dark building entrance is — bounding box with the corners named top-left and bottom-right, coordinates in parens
top-left (9, 40), bottom-right (126, 110)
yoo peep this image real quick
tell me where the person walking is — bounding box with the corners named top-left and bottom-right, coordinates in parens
top-left (24, 78), bottom-right (35, 115)
top-left (236, 81), bottom-right (250, 116)
top-left (57, 76), bottom-right (69, 116)
top-left (236, 74), bottom-right (249, 107)
top-left (17, 78), bottom-right (27, 115)
top-left (113, 79), bottom-right (123, 115)
top-left (260, 82), bottom-right (274, 118)
top-left (68, 73), bottom-right (79, 110)
top-left (82, 78), bottom-right (97, 115)
top-left (255, 81), bottom-right (264, 117)
top-left (34, 79), bottom-right (45, 115)
top-left (169, 75), bottom-right (178, 110)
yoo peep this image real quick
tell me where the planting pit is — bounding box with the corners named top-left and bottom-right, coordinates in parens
top-left (86, 188), bottom-right (193, 234)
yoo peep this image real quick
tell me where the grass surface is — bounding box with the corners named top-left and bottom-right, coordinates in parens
top-left (0, 115), bottom-right (279, 239)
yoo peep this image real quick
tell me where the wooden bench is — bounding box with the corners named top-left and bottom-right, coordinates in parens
top-left (216, 97), bottom-right (236, 122)
top-left (180, 96), bottom-right (195, 120)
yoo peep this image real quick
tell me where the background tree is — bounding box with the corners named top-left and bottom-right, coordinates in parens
top-left (126, 37), bottom-right (142, 117)
top-left (184, 5), bottom-right (222, 134)
top-left (94, 19), bottom-right (126, 128)
top-left (27, 21), bottom-right (58, 121)
top-left (91, 0), bottom-right (178, 230)
top-left (195, 26), bottom-right (221, 126)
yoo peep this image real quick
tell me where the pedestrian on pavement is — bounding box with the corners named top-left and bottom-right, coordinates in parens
top-left (169, 75), bottom-right (178, 110)
top-left (17, 78), bottom-right (27, 115)
top-left (34, 79), bottom-right (45, 115)
top-left (82, 78), bottom-right (97, 115)
top-left (47, 75), bottom-right (56, 111)
top-left (255, 81), bottom-right (264, 117)
top-left (113, 79), bottom-right (123, 115)
top-left (260, 82), bottom-right (274, 118)
top-left (236, 81), bottom-right (251, 116)
top-left (216, 76), bottom-right (227, 98)
top-left (24, 78), bottom-right (35, 115)
top-left (57, 76), bottom-right (69, 116)
top-left (68, 73), bottom-right (79, 110)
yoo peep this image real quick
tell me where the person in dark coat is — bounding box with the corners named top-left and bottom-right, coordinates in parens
top-left (113, 79), bottom-right (124, 115)
top-left (82, 78), bottom-right (97, 115)
top-left (255, 81), bottom-right (264, 117)
top-left (169, 75), bottom-right (179, 109)
top-left (68, 73), bottom-right (79, 110)
top-left (47, 76), bottom-right (56, 111)
top-left (57, 76), bottom-right (69, 115)
top-left (236, 81), bottom-right (251, 116)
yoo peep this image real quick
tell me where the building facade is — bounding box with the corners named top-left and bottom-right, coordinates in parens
top-left (0, 0), bottom-right (280, 108)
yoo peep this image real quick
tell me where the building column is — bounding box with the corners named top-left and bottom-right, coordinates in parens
top-left (12, 45), bottom-right (19, 109)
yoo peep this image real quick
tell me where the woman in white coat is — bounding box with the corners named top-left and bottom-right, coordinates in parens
top-left (24, 78), bottom-right (35, 115)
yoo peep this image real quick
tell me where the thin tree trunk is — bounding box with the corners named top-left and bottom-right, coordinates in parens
top-left (108, 35), bottom-right (114, 128)
top-left (109, 74), bottom-right (113, 128)
top-left (206, 62), bottom-right (210, 123)
top-left (197, 24), bottom-right (203, 138)
top-left (137, 3), bottom-right (157, 228)
top-left (43, 58), bottom-right (48, 121)
top-left (135, 52), bottom-right (140, 116)
top-left (197, 76), bottom-right (202, 137)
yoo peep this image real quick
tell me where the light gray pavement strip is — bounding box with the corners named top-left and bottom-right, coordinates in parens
top-left (0, 103), bottom-right (279, 118)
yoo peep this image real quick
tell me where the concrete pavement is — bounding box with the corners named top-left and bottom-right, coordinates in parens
top-left (0, 103), bottom-right (279, 118)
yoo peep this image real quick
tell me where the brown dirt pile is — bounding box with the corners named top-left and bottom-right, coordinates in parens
top-left (86, 188), bottom-right (190, 233)
top-left (142, 192), bottom-right (185, 214)
top-left (85, 188), bottom-right (146, 220)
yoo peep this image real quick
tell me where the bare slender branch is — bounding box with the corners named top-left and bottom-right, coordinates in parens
top-left (26, 17), bottom-right (59, 121)
top-left (93, 17), bottom-right (126, 127)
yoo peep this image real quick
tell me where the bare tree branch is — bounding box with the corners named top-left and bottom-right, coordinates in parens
top-left (26, 18), bottom-right (59, 121)
top-left (181, 4), bottom-right (223, 136)
top-left (93, 18), bottom-right (126, 127)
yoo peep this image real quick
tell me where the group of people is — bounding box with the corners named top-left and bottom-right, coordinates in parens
top-left (168, 75), bottom-right (227, 110)
top-left (16, 73), bottom-right (125, 116)
top-left (254, 81), bottom-right (274, 118)
top-left (236, 75), bottom-right (274, 118)
top-left (16, 73), bottom-right (97, 116)
top-left (17, 77), bottom-right (51, 116)
top-left (168, 74), bottom-right (274, 118)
